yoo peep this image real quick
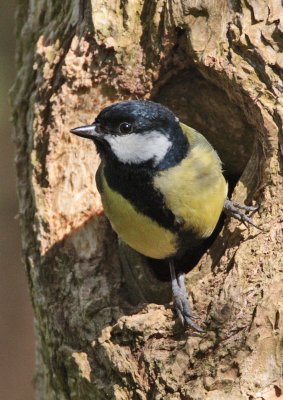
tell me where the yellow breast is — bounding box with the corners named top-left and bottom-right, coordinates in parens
top-left (154, 124), bottom-right (228, 238)
top-left (100, 174), bottom-right (177, 259)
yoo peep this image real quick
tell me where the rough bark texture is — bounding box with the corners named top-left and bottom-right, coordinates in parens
top-left (12, 0), bottom-right (283, 399)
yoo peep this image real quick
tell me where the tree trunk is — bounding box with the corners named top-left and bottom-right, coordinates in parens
top-left (12, 0), bottom-right (283, 399)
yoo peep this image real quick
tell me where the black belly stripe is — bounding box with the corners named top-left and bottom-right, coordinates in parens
top-left (98, 160), bottom-right (178, 232)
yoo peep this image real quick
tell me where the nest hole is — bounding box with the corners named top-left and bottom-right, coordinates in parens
top-left (147, 67), bottom-right (257, 281)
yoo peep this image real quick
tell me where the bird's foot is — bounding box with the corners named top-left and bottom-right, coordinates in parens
top-left (223, 199), bottom-right (262, 230)
top-left (169, 262), bottom-right (204, 332)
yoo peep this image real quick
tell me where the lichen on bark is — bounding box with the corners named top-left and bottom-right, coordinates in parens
top-left (12, 0), bottom-right (283, 399)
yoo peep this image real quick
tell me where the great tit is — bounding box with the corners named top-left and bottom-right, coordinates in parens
top-left (71, 100), bottom-right (257, 331)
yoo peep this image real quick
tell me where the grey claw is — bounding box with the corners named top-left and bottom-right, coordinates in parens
top-left (184, 317), bottom-right (205, 333)
top-left (230, 201), bottom-right (259, 212)
top-left (223, 199), bottom-right (263, 231)
top-left (170, 261), bottom-right (205, 332)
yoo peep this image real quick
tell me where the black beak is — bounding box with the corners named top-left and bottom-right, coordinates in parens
top-left (70, 124), bottom-right (97, 140)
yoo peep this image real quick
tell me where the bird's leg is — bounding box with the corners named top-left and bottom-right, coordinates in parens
top-left (223, 199), bottom-right (262, 230)
top-left (169, 260), bottom-right (204, 332)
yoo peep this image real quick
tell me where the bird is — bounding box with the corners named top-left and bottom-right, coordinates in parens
top-left (71, 100), bottom-right (258, 331)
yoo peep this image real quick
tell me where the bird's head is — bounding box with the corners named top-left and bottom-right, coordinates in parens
top-left (71, 100), bottom-right (188, 169)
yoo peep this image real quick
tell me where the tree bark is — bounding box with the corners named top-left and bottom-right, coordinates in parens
top-left (12, 0), bottom-right (283, 399)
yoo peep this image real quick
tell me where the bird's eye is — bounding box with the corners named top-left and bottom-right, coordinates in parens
top-left (119, 122), bottom-right (133, 134)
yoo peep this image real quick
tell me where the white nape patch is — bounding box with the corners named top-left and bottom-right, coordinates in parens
top-left (104, 131), bottom-right (172, 165)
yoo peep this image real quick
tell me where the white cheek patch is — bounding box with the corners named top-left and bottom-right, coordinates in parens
top-left (104, 131), bottom-right (172, 165)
